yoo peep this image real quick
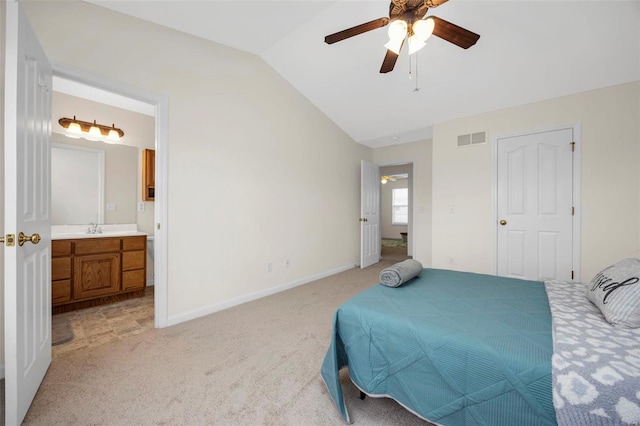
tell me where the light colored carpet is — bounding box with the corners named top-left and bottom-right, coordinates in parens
top-left (23, 260), bottom-right (431, 425)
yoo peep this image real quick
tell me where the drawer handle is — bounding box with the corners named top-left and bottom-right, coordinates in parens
top-left (18, 232), bottom-right (41, 246)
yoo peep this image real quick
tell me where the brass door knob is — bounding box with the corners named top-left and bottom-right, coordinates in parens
top-left (499, 220), bottom-right (507, 226)
top-left (18, 232), bottom-right (41, 246)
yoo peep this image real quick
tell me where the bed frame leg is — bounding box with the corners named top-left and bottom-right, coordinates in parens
top-left (359, 391), bottom-right (366, 400)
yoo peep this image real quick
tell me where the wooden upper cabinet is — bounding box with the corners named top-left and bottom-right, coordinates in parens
top-left (142, 148), bottom-right (155, 201)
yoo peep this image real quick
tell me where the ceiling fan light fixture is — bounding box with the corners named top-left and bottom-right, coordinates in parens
top-left (413, 18), bottom-right (435, 42)
top-left (384, 37), bottom-right (404, 55)
top-left (387, 19), bottom-right (407, 40)
top-left (381, 178), bottom-right (388, 184)
top-left (408, 36), bottom-right (427, 55)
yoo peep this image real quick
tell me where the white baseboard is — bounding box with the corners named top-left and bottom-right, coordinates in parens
top-left (166, 263), bottom-right (356, 327)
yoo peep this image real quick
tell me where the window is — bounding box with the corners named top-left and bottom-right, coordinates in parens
top-left (392, 188), bottom-right (408, 225)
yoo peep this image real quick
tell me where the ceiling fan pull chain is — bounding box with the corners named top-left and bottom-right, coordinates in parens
top-left (414, 54), bottom-right (420, 92)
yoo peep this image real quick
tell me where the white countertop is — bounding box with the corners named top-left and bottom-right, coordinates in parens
top-left (52, 224), bottom-right (148, 240)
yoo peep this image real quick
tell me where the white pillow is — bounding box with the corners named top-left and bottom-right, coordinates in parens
top-left (586, 258), bottom-right (640, 328)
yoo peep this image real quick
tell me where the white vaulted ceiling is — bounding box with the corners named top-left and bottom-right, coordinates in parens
top-left (84, 0), bottom-right (640, 148)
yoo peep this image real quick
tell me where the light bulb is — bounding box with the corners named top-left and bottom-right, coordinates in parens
top-left (107, 124), bottom-right (120, 142)
top-left (66, 121), bottom-right (82, 138)
top-left (381, 178), bottom-right (388, 184)
top-left (87, 121), bottom-right (102, 141)
top-left (412, 18), bottom-right (435, 42)
top-left (387, 20), bottom-right (408, 41)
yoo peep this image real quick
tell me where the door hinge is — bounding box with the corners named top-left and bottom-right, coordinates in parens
top-left (570, 141), bottom-right (575, 152)
top-left (157, 223), bottom-right (161, 230)
top-left (571, 270), bottom-right (574, 280)
top-left (572, 206), bottom-right (575, 216)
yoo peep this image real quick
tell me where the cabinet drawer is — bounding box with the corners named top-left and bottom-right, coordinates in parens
top-left (122, 250), bottom-right (145, 271)
top-left (74, 253), bottom-right (120, 299)
top-left (52, 280), bottom-right (71, 304)
top-left (74, 238), bottom-right (120, 255)
top-left (52, 257), bottom-right (71, 281)
top-left (122, 270), bottom-right (145, 290)
top-left (123, 236), bottom-right (146, 251)
top-left (52, 240), bottom-right (71, 257)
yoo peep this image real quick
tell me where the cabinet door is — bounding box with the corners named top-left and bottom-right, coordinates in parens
top-left (123, 270), bottom-right (145, 290)
top-left (74, 253), bottom-right (121, 300)
top-left (142, 149), bottom-right (155, 201)
top-left (52, 280), bottom-right (71, 304)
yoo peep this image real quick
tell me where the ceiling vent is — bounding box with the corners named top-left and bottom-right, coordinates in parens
top-left (457, 131), bottom-right (486, 147)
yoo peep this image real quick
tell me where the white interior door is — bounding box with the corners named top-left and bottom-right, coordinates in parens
top-left (4, 3), bottom-right (53, 424)
top-left (360, 160), bottom-right (380, 268)
top-left (497, 128), bottom-right (574, 281)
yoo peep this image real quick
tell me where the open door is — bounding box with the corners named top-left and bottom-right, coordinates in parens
top-left (4, 2), bottom-right (53, 424)
top-left (360, 160), bottom-right (380, 268)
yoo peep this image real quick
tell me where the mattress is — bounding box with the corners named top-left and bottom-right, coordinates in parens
top-left (321, 268), bottom-right (557, 425)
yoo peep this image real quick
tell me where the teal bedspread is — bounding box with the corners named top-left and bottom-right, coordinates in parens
top-left (321, 268), bottom-right (556, 425)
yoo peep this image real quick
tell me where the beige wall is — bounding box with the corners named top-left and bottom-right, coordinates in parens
top-left (373, 139), bottom-right (432, 265)
top-left (432, 81), bottom-right (640, 281)
top-left (21, 1), bottom-right (370, 320)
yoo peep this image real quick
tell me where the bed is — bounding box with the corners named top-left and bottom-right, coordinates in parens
top-left (321, 266), bottom-right (640, 425)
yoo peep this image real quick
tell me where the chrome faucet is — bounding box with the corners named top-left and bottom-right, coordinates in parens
top-left (87, 223), bottom-right (101, 234)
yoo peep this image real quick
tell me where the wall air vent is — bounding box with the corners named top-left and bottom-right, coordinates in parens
top-left (457, 131), bottom-right (487, 147)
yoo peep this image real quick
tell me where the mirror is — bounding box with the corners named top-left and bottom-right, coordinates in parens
top-left (51, 133), bottom-right (138, 225)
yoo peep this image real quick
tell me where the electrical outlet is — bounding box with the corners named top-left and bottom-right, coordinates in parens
top-left (138, 202), bottom-right (145, 212)
top-left (448, 257), bottom-right (455, 264)
top-left (285, 258), bottom-right (290, 268)
top-left (266, 261), bottom-right (272, 272)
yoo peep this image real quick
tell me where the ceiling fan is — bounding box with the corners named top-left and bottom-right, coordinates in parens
top-left (324, 0), bottom-right (480, 73)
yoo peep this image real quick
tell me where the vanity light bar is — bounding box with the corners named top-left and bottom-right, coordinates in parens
top-left (58, 116), bottom-right (125, 140)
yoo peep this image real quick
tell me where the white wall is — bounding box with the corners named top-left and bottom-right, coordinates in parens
top-left (21, 1), bottom-right (371, 321)
top-left (432, 81), bottom-right (640, 281)
top-left (374, 139), bottom-right (432, 265)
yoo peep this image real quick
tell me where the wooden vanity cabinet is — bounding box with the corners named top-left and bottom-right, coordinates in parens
top-left (51, 240), bottom-right (72, 305)
top-left (52, 235), bottom-right (146, 314)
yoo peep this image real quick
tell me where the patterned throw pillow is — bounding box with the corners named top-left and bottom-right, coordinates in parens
top-left (586, 258), bottom-right (640, 328)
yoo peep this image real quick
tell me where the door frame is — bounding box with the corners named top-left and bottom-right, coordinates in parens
top-left (52, 63), bottom-right (169, 328)
top-left (492, 123), bottom-right (582, 281)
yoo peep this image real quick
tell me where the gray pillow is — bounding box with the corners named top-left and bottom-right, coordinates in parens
top-left (586, 258), bottom-right (640, 328)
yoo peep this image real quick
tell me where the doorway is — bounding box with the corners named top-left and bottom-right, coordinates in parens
top-left (50, 78), bottom-right (158, 355)
top-left (49, 68), bottom-right (169, 335)
top-left (380, 163), bottom-right (413, 262)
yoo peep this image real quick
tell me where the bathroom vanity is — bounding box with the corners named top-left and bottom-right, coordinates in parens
top-left (52, 225), bottom-right (147, 314)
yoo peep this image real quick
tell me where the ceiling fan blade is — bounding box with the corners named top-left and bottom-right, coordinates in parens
top-left (379, 40), bottom-right (404, 73)
top-left (430, 16), bottom-right (480, 49)
top-left (380, 50), bottom-right (399, 73)
top-left (325, 17), bottom-right (390, 44)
